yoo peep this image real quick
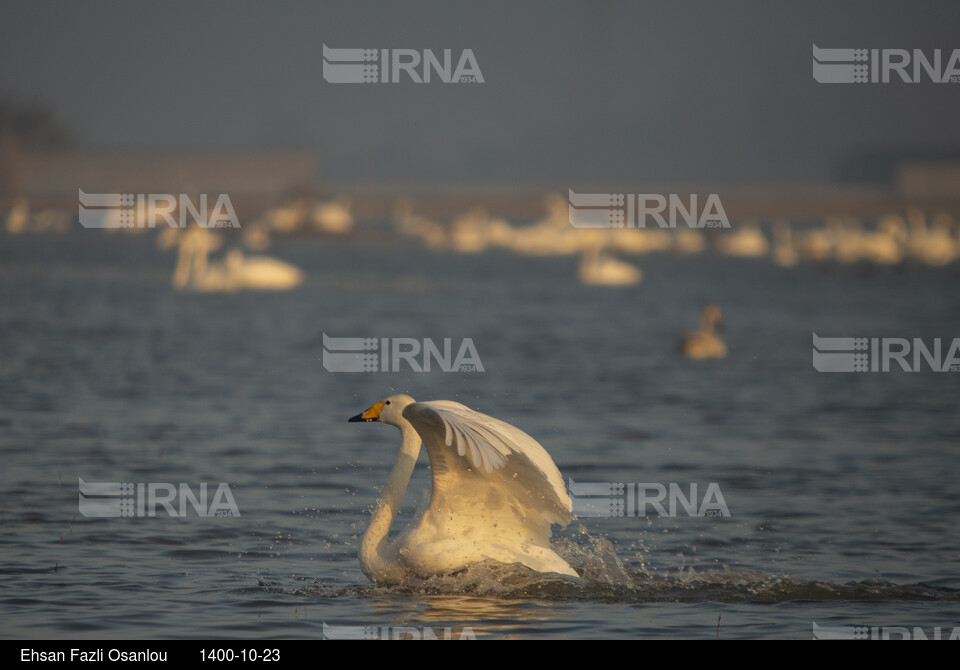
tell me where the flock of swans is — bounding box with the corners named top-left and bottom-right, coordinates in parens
top-left (6, 193), bottom-right (959, 287)
top-left (2, 195), bottom-right (357, 293)
top-left (392, 196), bottom-right (960, 285)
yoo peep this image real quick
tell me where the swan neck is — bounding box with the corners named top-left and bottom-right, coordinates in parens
top-left (359, 422), bottom-right (421, 583)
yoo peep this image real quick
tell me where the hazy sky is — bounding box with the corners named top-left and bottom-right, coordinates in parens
top-left (2, 0), bottom-right (959, 187)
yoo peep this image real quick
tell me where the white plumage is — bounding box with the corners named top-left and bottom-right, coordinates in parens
top-left (349, 395), bottom-right (576, 584)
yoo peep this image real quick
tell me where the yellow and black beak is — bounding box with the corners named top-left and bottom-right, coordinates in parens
top-left (348, 401), bottom-right (384, 423)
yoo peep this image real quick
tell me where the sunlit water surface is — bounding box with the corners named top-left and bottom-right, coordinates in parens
top-left (1, 229), bottom-right (959, 639)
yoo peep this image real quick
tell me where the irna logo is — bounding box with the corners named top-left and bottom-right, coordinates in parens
top-left (78, 478), bottom-right (240, 518)
top-left (322, 45), bottom-right (484, 84)
top-left (322, 334), bottom-right (484, 373)
top-left (78, 190), bottom-right (239, 229)
top-left (568, 190), bottom-right (729, 229)
top-left (812, 334), bottom-right (960, 372)
top-left (812, 44), bottom-right (960, 83)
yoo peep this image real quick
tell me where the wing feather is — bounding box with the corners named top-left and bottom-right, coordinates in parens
top-left (402, 401), bottom-right (572, 533)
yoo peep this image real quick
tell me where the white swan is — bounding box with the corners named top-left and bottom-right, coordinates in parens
top-left (832, 217), bottom-right (905, 265)
top-left (220, 249), bottom-right (303, 290)
top-left (578, 244), bottom-right (642, 286)
top-left (714, 220), bottom-right (769, 257)
top-left (349, 394), bottom-right (577, 585)
top-left (164, 226), bottom-right (302, 292)
top-left (448, 207), bottom-right (516, 253)
top-left (312, 196), bottom-right (354, 234)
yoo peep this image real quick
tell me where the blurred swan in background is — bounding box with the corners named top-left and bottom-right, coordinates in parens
top-left (682, 305), bottom-right (727, 359)
top-left (578, 242), bottom-right (642, 285)
top-left (673, 228), bottom-right (707, 255)
top-left (161, 226), bottom-right (301, 291)
top-left (161, 226), bottom-right (224, 290)
top-left (508, 193), bottom-right (584, 256)
top-left (392, 198), bottom-right (448, 250)
top-left (907, 209), bottom-right (956, 266)
top-left (833, 217), bottom-right (905, 265)
top-left (448, 207), bottom-right (515, 253)
top-left (263, 200), bottom-right (308, 233)
top-left (312, 196), bottom-right (354, 234)
top-left (349, 394), bottom-right (577, 584)
top-left (796, 218), bottom-right (838, 262)
top-left (4, 197), bottom-right (71, 233)
top-left (217, 249), bottom-right (303, 290)
top-left (772, 220), bottom-right (798, 268)
top-left (4, 198), bottom-right (29, 234)
top-left (714, 220), bottom-right (769, 257)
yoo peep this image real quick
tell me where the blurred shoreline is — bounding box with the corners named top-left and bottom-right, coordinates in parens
top-left (7, 182), bottom-right (960, 225)
top-left (4, 151), bottom-right (960, 224)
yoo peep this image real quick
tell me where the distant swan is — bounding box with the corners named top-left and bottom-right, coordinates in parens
top-left (578, 244), bottom-right (642, 285)
top-left (715, 221), bottom-right (769, 257)
top-left (312, 196), bottom-right (354, 234)
top-left (349, 395), bottom-right (577, 584)
top-left (165, 227), bottom-right (302, 292)
top-left (218, 249), bottom-right (303, 291)
top-left (772, 220), bottom-right (798, 268)
top-left (907, 210), bottom-right (956, 266)
top-left (682, 305), bottom-right (727, 359)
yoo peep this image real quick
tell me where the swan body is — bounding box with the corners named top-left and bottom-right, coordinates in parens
top-left (221, 249), bottom-right (303, 290)
top-left (578, 245), bottom-right (642, 285)
top-left (349, 395), bottom-right (577, 584)
top-left (832, 218), bottom-right (905, 265)
top-left (682, 305), bottom-right (727, 359)
top-left (312, 197), bottom-right (354, 234)
top-left (165, 226), bottom-right (302, 292)
top-left (715, 221), bottom-right (769, 257)
top-left (448, 208), bottom-right (515, 253)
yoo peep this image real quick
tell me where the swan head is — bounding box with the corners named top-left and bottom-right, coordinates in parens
top-left (348, 394), bottom-right (417, 427)
top-left (702, 304), bottom-right (724, 330)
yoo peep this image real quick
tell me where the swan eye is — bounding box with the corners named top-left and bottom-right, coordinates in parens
top-left (385, 401), bottom-right (391, 405)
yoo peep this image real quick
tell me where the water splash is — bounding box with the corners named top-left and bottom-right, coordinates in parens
top-left (269, 525), bottom-right (960, 603)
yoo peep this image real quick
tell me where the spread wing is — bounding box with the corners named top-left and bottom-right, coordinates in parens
top-left (402, 401), bottom-right (571, 542)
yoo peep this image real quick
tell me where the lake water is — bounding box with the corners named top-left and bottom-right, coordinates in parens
top-left (1, 227), bottom-right (959, 639)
